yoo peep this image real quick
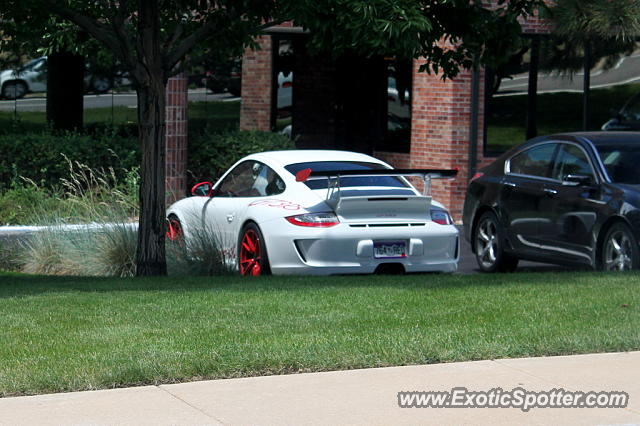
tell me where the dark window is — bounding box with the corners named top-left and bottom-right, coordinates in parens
top-left (508, 143), bottom-right (556, 178)
top-left (285, 161), bottom-right (409, 189)
top-left (597, 143), bottom-right (640, 184)
top-left (552, 144), bottom-right (594, 181)
top-left (376, 59), bottom-right (412, 153)
top-left (217, 161), bottom-right (285, 197)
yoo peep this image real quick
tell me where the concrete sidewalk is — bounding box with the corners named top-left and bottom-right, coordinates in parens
top-left (1, 351), bottom-right (639, 425)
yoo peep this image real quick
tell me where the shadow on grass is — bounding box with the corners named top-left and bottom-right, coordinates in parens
top-left (0, 269), bottom-right (629, 298)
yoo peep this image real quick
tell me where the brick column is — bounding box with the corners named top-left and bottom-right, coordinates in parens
top-left (240, 35), bottom-right (273, 131)
top-left (165, 72), bottom-right (188, 205)
top-left (409, 61), bottom-right (487, 221)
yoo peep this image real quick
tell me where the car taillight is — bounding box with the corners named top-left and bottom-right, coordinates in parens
top-left (431, 209), bottom-right (453, 225)
top-left (471, 172), bottom-right (484, 181)
top-left (286, 212), bottom-right (340, 227)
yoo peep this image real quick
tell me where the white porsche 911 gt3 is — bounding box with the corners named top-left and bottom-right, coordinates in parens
top-left (166, 150), bottom-right (459, 275)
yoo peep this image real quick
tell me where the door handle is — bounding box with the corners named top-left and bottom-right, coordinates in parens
top-left (543, 188), bottom-right (558, 196)
top-left (226, 214), bottom-right (235, 223)
top-left (504, 182), bottom-right (516, 188)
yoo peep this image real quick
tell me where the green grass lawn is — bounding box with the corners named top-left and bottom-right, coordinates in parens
top-left (0, 100), bottom-right (240, 136)
top-left (486, 83), bottom-right (640, 152)
top-left (1, 271), bottom-right (638, 397)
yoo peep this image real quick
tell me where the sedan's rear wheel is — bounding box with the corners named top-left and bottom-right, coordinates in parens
top-left (238, 223), bottom-right (270, 276)
top-left (602, 223), bottom-right (639, 271)
top-left (474, 211), bottom-right (518, 273)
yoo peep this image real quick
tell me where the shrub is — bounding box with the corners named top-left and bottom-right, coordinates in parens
top-left (20, 227), bottom-right (81, 275)
top-left (0, 160), bottom-right (139, 226)
top-left (0, 129), bottom-right (139, 191)
top-left (0, 185), bottom-right (65, 226)
top-left (167, 221), bottom-right (234, 276)
top-left (187, 129), bottom-right (294, 185)
top-left (0, 239), bottom-right (23, 272)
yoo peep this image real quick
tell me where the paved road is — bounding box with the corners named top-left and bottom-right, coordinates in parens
top-left (500, 53), bottom-right (640, 95)
top-left (0, 89), bottom-right (237, 112)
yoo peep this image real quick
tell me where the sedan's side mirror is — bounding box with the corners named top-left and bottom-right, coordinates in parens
top-left (191, 181), bottom-right (213, 196)
top-left (563, 174), bottom-right (593, 187)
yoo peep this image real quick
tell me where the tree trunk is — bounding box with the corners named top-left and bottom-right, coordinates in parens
top-left (135, 0), bottom-right (167, 276)
top-left (583, 40), bottom-right (591, 131)
top-left (47, 50), bottom-right (84, 131)
top-left (135, 79), bottom-right (167, 276)
top-left (526, 36), bottom-right (540, 140)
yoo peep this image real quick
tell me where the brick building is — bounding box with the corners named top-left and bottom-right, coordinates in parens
top-left (236, 10), bottom-right (552, 220)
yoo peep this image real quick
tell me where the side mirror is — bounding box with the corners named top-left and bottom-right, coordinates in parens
top-left (191, 181), bottom-right (213, 196)
top-left (563, 174), bottom-right (593, 187)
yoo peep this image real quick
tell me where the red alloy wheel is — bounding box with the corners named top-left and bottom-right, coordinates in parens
top-left (166, 217), bottom-right (183, 242)
top-left (239, 229), bottom-right (262, 276)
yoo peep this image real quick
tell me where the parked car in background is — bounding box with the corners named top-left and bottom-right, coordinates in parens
top-left (0, 57), bottom-right (129, 100)
top-left (166, 150), bottom-right (459, 276)
top-left (0, 57), bottom-right (47, 99)
top-left (602, 93), bottom-right (640, 131)
top-left (463, 132), bottom-right (640, 272)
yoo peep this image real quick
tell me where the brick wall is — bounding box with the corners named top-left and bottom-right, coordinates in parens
top-left (239, 36), bottom-right (273, 131)
top-left (165, 72), bottom-right (188, 205)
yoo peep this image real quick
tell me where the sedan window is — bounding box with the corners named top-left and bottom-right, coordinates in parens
top-left (552, 144), bottom-right (594, 182)
top-left (597, 143), bottom-right (640, 184)
top-left (508, 144), bottom-right (556, 178)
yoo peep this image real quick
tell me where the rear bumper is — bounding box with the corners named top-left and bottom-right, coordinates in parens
top-left (262, 220), bottom-right (459, 275)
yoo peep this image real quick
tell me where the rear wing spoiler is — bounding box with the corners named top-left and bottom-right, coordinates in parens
top-left (295, 168), bottom-right (458, 197)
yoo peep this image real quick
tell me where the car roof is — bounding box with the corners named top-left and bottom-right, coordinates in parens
top-left (546, 131), bottom-right (640, 146)
top-left (247, 150), bottom-right (386, 168)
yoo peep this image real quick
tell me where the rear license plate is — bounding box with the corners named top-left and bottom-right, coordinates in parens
top-left (373, 241), bottom-right (407, 259)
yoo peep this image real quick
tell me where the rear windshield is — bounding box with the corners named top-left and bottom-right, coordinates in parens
top-left (285, 161), bottom-right (410, 190)
top-left (596, 143), bottom-right (640, 184)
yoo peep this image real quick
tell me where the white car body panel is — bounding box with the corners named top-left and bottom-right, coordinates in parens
top-left (167, 150), bottom-right (459, 275)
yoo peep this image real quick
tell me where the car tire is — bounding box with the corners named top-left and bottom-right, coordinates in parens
top-left (238, 222), bottom-right (270, 276)
top-left (90, 76), bottom-right (112, 93)
top-left (474, 211), bottom-right (519, 273)
top-left (166, 215), bottom-right (184, 243)
top-left (2, 81), bottom-right (28, 100)
top-left (600, 222), bottom-right (639, 271)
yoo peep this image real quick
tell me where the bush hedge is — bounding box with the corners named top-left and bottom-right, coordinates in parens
top-left (0, 128), bottom-right (294, 192)
top-left (0, 130), bottom-right (139, 190)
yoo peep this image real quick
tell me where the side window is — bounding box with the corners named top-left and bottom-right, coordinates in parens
top-left (508, 144), bottom-right (556, 178)
top-left (552, 144), bottom-right (594, 181)
top-left (216, 161), bottom-right (286, 197)
top-left (216, 161), bottom-right (259, 197)
top-left (252, 164), bottom-right (286, 196)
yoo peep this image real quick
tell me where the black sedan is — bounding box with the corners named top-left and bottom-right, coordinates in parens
top-left (463, 132), bottom-right (640, 272)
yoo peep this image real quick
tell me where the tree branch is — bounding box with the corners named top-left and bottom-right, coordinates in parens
top-left (164, 21), bottom-right (184, 54)
top-left (43, 0), bottom-right (133, 68)
top-left (109, 2), bottom-right (137, 69)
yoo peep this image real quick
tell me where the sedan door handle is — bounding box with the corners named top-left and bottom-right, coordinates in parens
top-left (226, 214), bottom-right (235, 223)
top-left (543, 188), bottom-right (558, 196)
top-left (504, 182), bottom-right (516, 188)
